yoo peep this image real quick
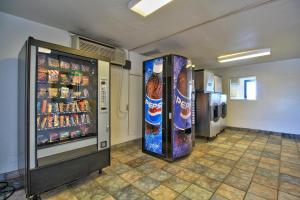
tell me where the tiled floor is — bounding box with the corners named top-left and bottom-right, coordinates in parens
top-left (10, 129), bottom-right (300, 200)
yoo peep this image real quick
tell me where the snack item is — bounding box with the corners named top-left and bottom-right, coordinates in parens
top-left (48, 70), bottom-right (59, 83)
top-left (49, 132), bottom-right (59, 142)
top-left (41, 100), bottom-right (47, 113)
top-left (54, 114), bottom-right (59, 127)
top-left (47, 115), bottom-right (53, 128)
top-left (60, 74), bottom-right (69, 85)
top-left (41, 117), bottom-right (47, 129)
top-left (37, 116), bottom-right (41, 129)
top-left (72, 90), bottom-right (81, 98)
top-left (81, 76), bottom-right (89, 86)
top-left (59, 103), bottom-right (65, 112)
top-left (59, 115), bottom-right (65, 127)
top-left (52, 103), bottom-right (59, 113)
top-left (37, 101), bottom-right (41, 113)
top-left (48, 88), bottom-right (58, 98)
top-left (60, 87), bottom-right (69, 98)
top-left (80, 125), bottom-right (89, 136)
top-left (70, 115), bottom-right (76, 126)
top-left (80, 114), bottom-right (86, 124)
top-left (70, 130), bottom-right (81, 138)
top-left (48, 57), bottom-right (59, 68)
top-left (60, 60), bottom-right (70, 69)
top-left (65, 116), bottom-right (71, 127)
top-left (38, 54), bottom-right (46, 68)
top-left (47, 103), bottom-right (52, 113)
top-left (81, 65), bottom-right (89, 72)
top-left (79, 100), bottom-right (86, 112)
top-left (37, 69), bottom-right (47, 82)
top-left (59, 132), bottom-right (69, 141)
top-left (37, 134), bottom-right (49, 145)
top-left (86, 114), bottom-right (91, 124)
top-left (65, 103), bottom-right (70, 112)
top-left (71, 63), bottom-right (80, 70)
top-left (82, 89), bottom-right (89, 98)
top-left (38, 87), bottom-right (47, 98)
top-left (73, 101), bottom-right (80, 112)
top-left (84, 100), bottom-right (90, 111)
top-left (72, 71), bottom-right (82, 85)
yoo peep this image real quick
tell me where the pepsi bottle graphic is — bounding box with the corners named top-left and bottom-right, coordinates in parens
top-left (174, 66), bottom-right (192, 144)
top-left (145, 59), bottom-right (163, 135)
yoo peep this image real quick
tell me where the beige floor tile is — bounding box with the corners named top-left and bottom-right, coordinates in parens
top-left (244, 193), bottom-right (267, 200)
top-left (278, 191), bottom-right (300, 200)
top-left (148, 185), bottom-right (178, 200)
top-left (279, 182), bottom-right (300, 197)
top-left (248, 182), bottom-right (277, 200)
top-left (280, 166), bottom-right (300, 178)
top-left (176, 169), bottom-right (200, 182)
top-left (230, 168), bottom-right (253, 181)
top-left (120, 170), bottom-right (144, 183)
top-left (211, 163), bottom-right (232, 174)
top-left (215, 183), bottom-right (245, 200)
top-left (252, 174), bottom-right (278, 189)
top-left (194, 174), bottom-right (221, 192)
top-left (224, 175), bottom-right (251, 191)
top-left (182, 184), bottom-right (213, 200)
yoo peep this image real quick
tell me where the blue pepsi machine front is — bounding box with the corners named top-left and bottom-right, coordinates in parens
top-left (143, 55), bottom-right (193, 161)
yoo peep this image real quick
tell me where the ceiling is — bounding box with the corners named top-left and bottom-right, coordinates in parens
top-left (0, 0), bottom-right (300, 68)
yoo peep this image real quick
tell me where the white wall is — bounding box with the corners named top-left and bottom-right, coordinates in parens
top-left (0, 12), bottom-right (146, 174)
top-left (110, 52), bottom-right (146, 145)
top-left (213, 58), bottom-right (300, 134)
top-left (0, 12), bottom-right (71, 174)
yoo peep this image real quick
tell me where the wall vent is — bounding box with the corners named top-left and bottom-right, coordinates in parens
top-left (141, 49), bottom-right (161, 57)
top-left (71, 35), bottom-right (126, 66)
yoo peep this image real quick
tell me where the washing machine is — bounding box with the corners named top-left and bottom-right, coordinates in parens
top-left (210, 93), bottom-right (221, 137)
top-left (195, 93), bottom-right (221, 138)
top-left (220, 94), bottom-right (227, 131)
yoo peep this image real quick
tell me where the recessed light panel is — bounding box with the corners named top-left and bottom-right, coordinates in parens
top-left (128, 0), bottom-right (173, 17)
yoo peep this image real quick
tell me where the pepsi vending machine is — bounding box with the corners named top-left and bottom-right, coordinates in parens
top-left (143, 55), bottom-right (193, 161)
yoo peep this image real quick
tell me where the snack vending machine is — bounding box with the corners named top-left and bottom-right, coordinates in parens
top-left (143, 55), bottom-right (193, 161)
top-left (18, 37), bottom-right (110, 199)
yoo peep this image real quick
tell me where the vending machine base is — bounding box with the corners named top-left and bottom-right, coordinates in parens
top-left (26, 149), bottom-right (109, 198)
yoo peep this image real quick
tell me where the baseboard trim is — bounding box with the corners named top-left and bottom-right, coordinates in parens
top-left (226, 126), bottom-right (300, 138)
top-left (111, 138), bottom-right (142, 149)
top-left (0, 169), bottom-right (20, 182)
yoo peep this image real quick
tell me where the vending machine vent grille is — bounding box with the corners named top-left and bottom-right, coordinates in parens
top-left (71, 35), bottom-right (126, 66)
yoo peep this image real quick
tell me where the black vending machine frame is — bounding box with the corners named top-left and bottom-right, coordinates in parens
top-left (142, 54), bottom-right (193, 161)
top-left (18, 37), bottom-right (111, 198)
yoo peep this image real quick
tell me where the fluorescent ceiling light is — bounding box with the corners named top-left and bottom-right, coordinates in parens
top-left (128, 0), bottom-right (173, 17)
top-left (218, 48), bottom-right (271, 63)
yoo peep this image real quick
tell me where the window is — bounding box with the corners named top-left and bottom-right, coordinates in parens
top-left (230, 76), bottom-right (256, 100)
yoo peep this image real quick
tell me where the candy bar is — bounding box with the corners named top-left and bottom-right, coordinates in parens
top-left (54, 114), bottom-right (59, 127)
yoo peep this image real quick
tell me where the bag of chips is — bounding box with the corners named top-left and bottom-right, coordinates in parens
top-left (60, 87), bottom-right (69, 98)
top-left (71, 62), bottom-right (80, 70)
top-left (60, 60), bottom-right (70, 69)
top-left (48, 57), bottom-right (59, 68)
top-left (49, 88), bottom-right (58, 98)
top-left (81, 76), bottom-right (89, 86)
